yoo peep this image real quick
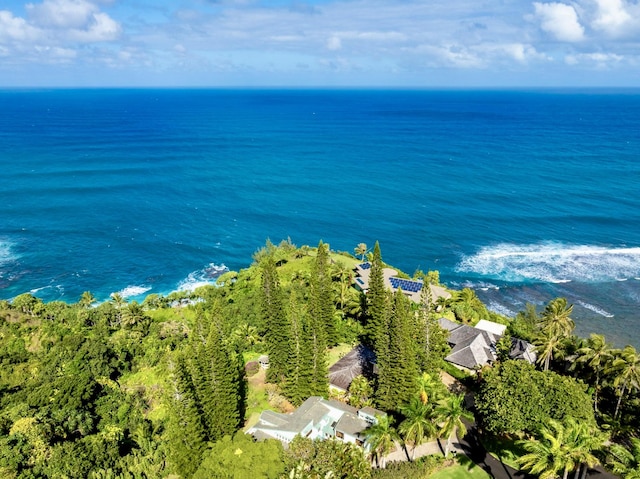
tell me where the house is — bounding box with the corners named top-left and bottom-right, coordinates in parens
top-left (509, 337), bottom-right (537, 363)
top-left (439, 318), bottom-right (500, 370)
top-left (438, 317), bottom-right (537, 371)
top-left (247, 396), bottom-right (385, 450)
top-left (474, 319), bottom-right (507, 336)
top-left (328, 344), bottom-right (376, 393)
top-left (353, 262), bottom-right (451, 304)
top-left (258, 355), bottom-right (270, 369)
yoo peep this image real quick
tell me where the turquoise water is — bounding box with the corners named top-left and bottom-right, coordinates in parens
top-left (1, 89), bottom-right (639, 346)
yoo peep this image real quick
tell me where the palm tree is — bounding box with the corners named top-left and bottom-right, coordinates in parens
top-left (608, 437), bottom-right (640, 479)
top-left (416, 372), bottom-right (445, 406)
top-left (230, 323), bottom-right (261, 351)
top-left (109, 292), bottom-right (127, 327)
top-left (364, 414), bottom-right (398, 469)
top-left (607, 345), bottom-right (640, 420)
top-left (540, 297), bottom-right (575, 339)
top-left (398, 397), bottom-right (437, 461)
top-left (535, 329), bottom-right (563, 372)
top-left (122, 301), bottom-right (145, 329)
top-left (332, 260), bottom-right (353, 310)
top-left (354, 243), bottom-right (368, 262)
top-left (79, 291), bottom-right (96, 309)
top-left (449, 287), bottom-right (491, 324)
top-left (518, 419), bottom-right (604, 479)
top-left (517, 419), bottom-right (573, 479)
top-left (348, 375), bottom-right (373, 409)
top-left (435, 393), bottom-right (472, 457)
top-left (564, 419), bottom-right (606, 479)
top-left (573, 333), bottom-right (613, 413)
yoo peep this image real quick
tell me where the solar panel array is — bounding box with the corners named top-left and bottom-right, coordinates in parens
top-left (389, 277), bottom-right (423, 293)
top-left (359, 263), bottom-right (371, 270)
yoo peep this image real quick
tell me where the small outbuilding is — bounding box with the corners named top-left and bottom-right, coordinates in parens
top-left (258, 355), bottom-right (270, 369)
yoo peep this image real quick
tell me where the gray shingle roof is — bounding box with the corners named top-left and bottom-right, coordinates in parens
top-left (335, 413), bottom-right (368, 437)
top-left (510, 337), bottom-right (537, 363)
top-left (440, 318), bottom-right (499, 370)
top-left (445, 332), bottom-right (498, 370)
top-left (328, 344), bottom-right (376, 391)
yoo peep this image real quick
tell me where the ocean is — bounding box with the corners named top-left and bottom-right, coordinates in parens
top-left (1, 88), bottom-right (639, 347)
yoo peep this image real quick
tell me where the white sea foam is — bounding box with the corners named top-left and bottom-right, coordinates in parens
top-left (117, 285), bottom-right (152, 299)
top-left (30, 285), bottom-right (51, 294)
top-left (460, 280), bottom-right (500, 291)
top-left (487, 302), bottom-right (517, 318)
top-left (0, 239), bottom-right (18, 266)
top-left (457, 242), bottom-right (640, 284)
top-left (576, 300), bottom-right (614, 318)
top-left (177, 263), bottom-right (229, 292)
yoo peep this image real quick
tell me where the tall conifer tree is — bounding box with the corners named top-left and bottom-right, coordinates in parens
top-left (419, 283), bottom-right (450, 374)
top-left (310, 241), bottom-right (337, 346)
top-left (168, 354), bottom-right (209, 477)
top-left (373, 290), bottom-right (393, 409)
top-left (260, 256), bottom-right (292, 384)
top-left (376, 290), bottom-right (419, 411)
top-left (308, 308), bottom-right (329, 397)
top-left (284, 291), bottom-right (315, 405)
top-left (366, 241), bottom-right (387, 353)
top-left (203, 317), bottom-right (242, 438)
top-left (169, 310), bottom-right (246, 477)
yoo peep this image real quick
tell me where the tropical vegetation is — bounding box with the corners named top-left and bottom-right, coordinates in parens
top-left (0, 239), bottom-right (638, 478)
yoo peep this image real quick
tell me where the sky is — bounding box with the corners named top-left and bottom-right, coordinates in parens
top-left (0, 0), bottom-right (639, 87)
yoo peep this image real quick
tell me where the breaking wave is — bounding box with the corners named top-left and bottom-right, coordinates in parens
top-left (116, 285), bottom-right (152, 299)
top-left (177, 263), bottom-right (229, 292)
top-left (0, 239), bottom-right (18, 266)
top-left (457, 243), bottom-right (640, 284)
top-left (486, 301), bottom-right (517, 318)
top-left (576, 300), bottom-right (614, 318)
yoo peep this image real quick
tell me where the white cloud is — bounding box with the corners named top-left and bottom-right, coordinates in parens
top-left (1, 0), bottom-right (640, 86)
top-left (23, 0), bottom-right (121, 42)
top-left (33, 45), bottom-right (77, 62)
top-left (533, 2), bottom-right (585, 41)
top-left (326, 36), bottom-right (342, 51)
top-left (417, 43), bottom-right (485, 68)
top-left (565, 51), bottom-right (624, 66)
top-left (480, 43), bottom-right (548, 63)
top-left (591, 0), bottom-right (632, 36)
top-left (0, 10), bottom-right (41, 42)
top-left (26, 0), bottom-right (98, 29)
top-left (69, 11), bottom-right (121, 42)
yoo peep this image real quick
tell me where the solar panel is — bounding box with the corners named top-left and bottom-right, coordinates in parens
top-left (389, 277), bottom-right (423, 292)
top-left (359, 263), bottom-right (371, 270)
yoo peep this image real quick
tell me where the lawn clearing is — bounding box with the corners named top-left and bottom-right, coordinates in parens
top-left (328, 343), bottom-right (356, 367)
top-left (429, 454), bottom-right (492, 479)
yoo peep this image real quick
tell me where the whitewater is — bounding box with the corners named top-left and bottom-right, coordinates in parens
top-left (1, 89), bottom-right (639, 346)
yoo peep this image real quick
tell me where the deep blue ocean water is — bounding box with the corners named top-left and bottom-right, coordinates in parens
top-left (1, 89), bottom-right (639, 346)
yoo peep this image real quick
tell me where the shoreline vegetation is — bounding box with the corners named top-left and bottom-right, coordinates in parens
top-left (0, 239), bottom-right (637, 478)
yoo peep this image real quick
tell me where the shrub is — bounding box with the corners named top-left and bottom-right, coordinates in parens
top-left (245, 361), bottom-right (260, 376)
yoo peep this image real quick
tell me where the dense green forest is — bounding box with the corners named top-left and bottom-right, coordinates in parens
top-left (0, 240), bottom-right (638, 478)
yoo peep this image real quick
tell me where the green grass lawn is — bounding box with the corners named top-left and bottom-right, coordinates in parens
top-left (429, 454), bottom-right (492, 479)
top-left (328, 343), bottom-right (356, 367)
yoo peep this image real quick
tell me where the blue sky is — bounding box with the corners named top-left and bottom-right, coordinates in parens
top-left (1, 0), bottom-right (639, 87)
